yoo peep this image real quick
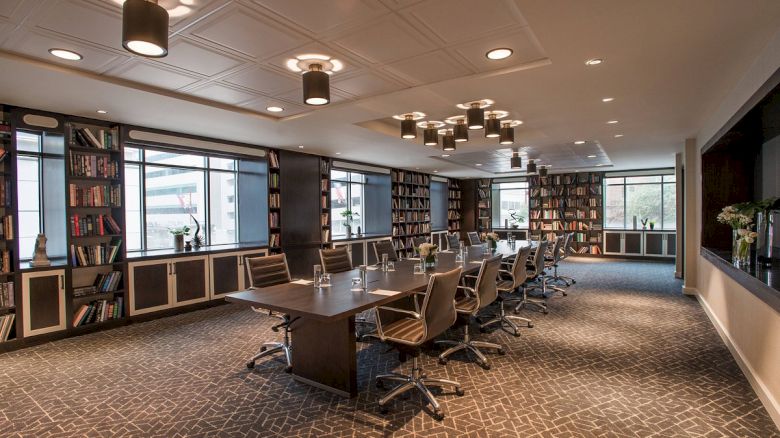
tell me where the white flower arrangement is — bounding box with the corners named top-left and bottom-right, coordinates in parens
top-left (418, 243), bottom-right (438, 257)
top-left (716, 205), bottom-right (753, 229)
top-left (483, 232), bottom-right (500, 242)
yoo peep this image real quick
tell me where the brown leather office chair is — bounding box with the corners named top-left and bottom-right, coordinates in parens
top-left (411, 236), bottom-right (428, 248)
top-left (245, 254), bottom-right (294, 372)
top-left (480, 245), bottom-right (534, 336)
top-left (375, 267), bottom-right (464, 420)
top-left (467, 231), bottom-right (482, 246)
top-left (552, 232), bottom-right (577, 286)
top-left (436, 255), bottom-right (504, 369)
top-left (543, 235), bottom-right (568, 296)
top-left (446, 234), bottom-right (460, 251)
top-left (514, 240), bottom-right (549, 314)
top-left (372, 240), bottom-right (398, 262)
top-left (319, 246), bottom-right (353, 273)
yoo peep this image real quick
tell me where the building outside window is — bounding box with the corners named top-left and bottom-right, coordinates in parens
top-left (492, 180), bottom-right (530, 229)
top-left (604, 173), bottom-right (676, 229)
top-left (330, 170), bottom-right (365, 237)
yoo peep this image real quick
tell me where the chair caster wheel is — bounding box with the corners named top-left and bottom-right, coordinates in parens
top-left (376, 380), bottom-right (384, 389)
top-left (497, 348), bottom-right (506, 356)
top-left (438, 358), bottom-right (448, 365)
top-left (528, 323), bottom-right (534, 328)
top-left (284, 366), bottom-right (292, 373)
top-left (562, 292), bottom-right (568, 297)
top-left (246, 361), bottom-right (255, 369)
top-left (479, 326), bottom-right (488, 333)
top-left (455, 387), bottom-right (465, 397)
top-left (572, 280), bottom-right (577, 284)
top-left (260, 346), bottom-right (267, 352)
top-left (380, 406), bottom-right (389, 414)
top-left (432, 410), bottom-right (444, 421)
top-left (482, 363), bottom-right (491, 370)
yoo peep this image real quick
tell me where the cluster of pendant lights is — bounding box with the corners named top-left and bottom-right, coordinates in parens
top-left (399, 100), bottom-right (518, 152)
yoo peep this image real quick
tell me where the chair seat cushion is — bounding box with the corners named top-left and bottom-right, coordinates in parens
top-left (382, 317), bottom-right (424, 343)
top-left (496, 279), bottom-right (515, 291)
top-left (455, 296), bottom-right (479, 313)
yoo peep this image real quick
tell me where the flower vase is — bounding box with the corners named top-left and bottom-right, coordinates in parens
top-left (424, 254), bottom-right (437, 269)
top-left (756, 212), bottom-right (774, 267)
top-left (490, 240), bottom-right (497, 251)
top-left (173, 234), bottom-right (184, 252)
top-left (732, 229), bottom-right (740, 265)
top-left (736, 238), bottom-right (751, 268)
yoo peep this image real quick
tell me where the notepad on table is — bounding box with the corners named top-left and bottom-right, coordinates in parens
top-left (291, 279), bottom-right (314, 285)
top-left (406, 257), bottom-right (421, 261)
top-left (366, 266), bottom-right (379, 271)
top-left (369, 289), bottom-right (402, 296)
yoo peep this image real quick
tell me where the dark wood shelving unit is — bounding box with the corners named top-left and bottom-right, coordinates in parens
top-left (320, 157), bottom-right (331, 248)
top-left (447, 179), bottom-right (461, 234)
top-left (477, 178), bottom-right (492, 232)
top-left (528, 172), bottom-right (604, 255)
top-left (391, 169), bottom-right (431, 258)
top-left (0, 104), bottom-right (17, 344)
top-left (267, 149), bottom-right (281, 254)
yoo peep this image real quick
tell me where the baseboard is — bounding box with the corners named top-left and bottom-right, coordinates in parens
top-left (682, 285), bottom-right (698, 295)
top-left (694, 293), bottom-right (780, 428)
top-left (674, 270), bottom-right (683, 279)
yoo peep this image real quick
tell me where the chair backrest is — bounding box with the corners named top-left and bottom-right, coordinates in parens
top-left (563, 233), bottom-right (574, 258)
top-left (446, 234), bottom-right (460, 251)
top-left (509, 245), bottom-right (532, 288)
top-left (245, 254), bottom-right (291, 288)
top-left (412, 236), bottom-right (428, 248)
top-left (467, 231), bottom-right (481, 245)
top-left (372, 240), bottom-right (398, 262)
top-left (530, 240), bottom-right (548, 276)
top-left (551, 235), bottom-right (563, 263)
top-left (473, 255), bottom-right (502, 310)
top-left (419, 267), bottom-right (462, 343)
top-left (319, 246), bottom-right (353, 273)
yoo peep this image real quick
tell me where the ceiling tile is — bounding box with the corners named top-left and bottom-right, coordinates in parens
top-left (332, 71), bottom-right (405, 97)
top-left (0, 0), bottom-right (23, 20)
top-left (251, 0), bottom-right (389, 35)
top-left (402, 0), bottom-right (524, 44)
top-left (32, 0), bottom-right (122, 50)
top-left (450, 27), bottom-right (546, 72)
top-left (190, 4), bottom-right (309, 59)
top-left (157, 38), bottom-right (244, 77)
top-left (223, 65), bottom-right (299, 95)
top-left (331, 15), bottom-right (436, 64)
top-left (385, 49), bottom-right (474, 86)
top-left (3, 29), bottom-right (127, 73)
top-left (187, 83), bottom-right (257, 105)
top-left (112, 61), bottom-right (202, 90)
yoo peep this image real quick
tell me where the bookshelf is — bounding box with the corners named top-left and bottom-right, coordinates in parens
top-left (66, 121), bottom-right (127, 329)
top-left (447, 179), bottom-right (461, 233)
top-left (528, 172), bottom-right (604, 255)
top-left (267, 149), bottom-right (281, 254)
top-left (391, 169), bottom-right (431, 258)
top-left (0, 104), bottom-right (16, 343)
top-left (320, 157), bottom-right (331, 247)
top-left (477, 178), bottom-right (492, 232)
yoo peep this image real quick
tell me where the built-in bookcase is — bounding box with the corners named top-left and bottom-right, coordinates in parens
top-left (528, 172), bottom-right (604, 255)
top-left (267, 149), bottom-right (281, 254)
top-left (66, 121), bottom-right (127, 330)
top-left (391, 169), bottom-right (431, 258)
top-left (447, 179), bottom-right (461, 233)
top-left (0, 105), bottom-right (17, 343)
top-left (477, 178), bottom-right (492, 232)
top-left (320, 157), bottom-right (331, 247)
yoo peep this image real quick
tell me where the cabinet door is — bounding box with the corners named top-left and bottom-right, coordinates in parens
top-left (239, 250), bottom-right (268, 290)
top-left (172, 256), bottom-right (209, 306)
top-left (210, 252), bottom-right (241, 299)
top-left (22, 269), bottom-right (66, 337)
top-left (644, 233), bottom-right (664, 256)
top-left (603, 232), bottom-right (622, 254)
top-left (624, 232), bottom-right (643, 255)
top-left (129, 260), bottom-right (172, 316)
top-left (666, 233), bottom-right (677, 256)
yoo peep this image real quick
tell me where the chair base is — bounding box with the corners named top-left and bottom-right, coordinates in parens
top-left (435, 324), bottom-right (504, 369)
top-left (246, 341), bottom-right (292, 373)
top-left (376, 356), bottom-right (463, 420)
top-left (479, 301), bottom-right (533, 336)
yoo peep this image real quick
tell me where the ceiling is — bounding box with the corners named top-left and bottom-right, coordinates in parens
top-left (0, 0), bottom-right (779, 177)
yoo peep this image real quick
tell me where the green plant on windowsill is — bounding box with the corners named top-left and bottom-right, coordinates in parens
top-left (509, 210), bottom-right (525, 229)
top-left (341, 210), bottom-right (360, 236)
top-left (649, 221), bottom-right (656, 230)
top-left (169, 226), bottom-right (191, 252)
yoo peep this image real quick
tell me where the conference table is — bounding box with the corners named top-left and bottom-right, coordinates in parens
top-left (227, 240), bottom-right (531, 397)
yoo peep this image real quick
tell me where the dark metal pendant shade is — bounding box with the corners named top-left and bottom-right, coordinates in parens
top-left (499, 124), bottom-right (514, 144)
top-left (443, 132), bottom-right (456, 151)
top-left (539, 166), bottom-right (548, 177)
top-left (527, 160), bottom-right (537, 174)
top-left (510, 156), bottom-right (522, 169)
top-left (401, 116), bottom-right (417, 139)
top-left (485, 116), bottom-right (500, 137)
top-left (454, 120), bottom-right (468, 142)
top-left (424, 127), bottom-right (438, 146)
top-left (303, 65), bottom-right (330, 105)
top-left (467, 103), bottom-right (484, 129)
top-left (122, 0), bottom-right (169, 58)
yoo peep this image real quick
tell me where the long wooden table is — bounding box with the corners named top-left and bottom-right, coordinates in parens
top-left (227, 241), bottom-right (530, 397)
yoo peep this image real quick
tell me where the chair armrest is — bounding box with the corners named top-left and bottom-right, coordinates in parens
top-left (376, 306), bottom-right (421, 319)
top-left (457, 285), bottom-right (476, 297)
top-left (464, 274), bottom-right (479, 279)
top-left (375, 306), bottom-right (421, 339)
top-left (498, 269), bottom-right (514, 277)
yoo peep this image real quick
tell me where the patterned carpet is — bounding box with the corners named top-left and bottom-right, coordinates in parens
top-left (1, 259), bottom-right (777, 437)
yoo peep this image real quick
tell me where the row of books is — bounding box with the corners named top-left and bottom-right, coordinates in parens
top-left (70, 240), bottom-right (122, 266)
top-left (393, 185), bottom-right (430, 197)
top-left (320, 159), bottom-right (329, 174)
top-left (269, 193), bottom-right (280, 209)
top-left (391, 171), bottom-right (430, 185)
top-left (0, 215), bottom-right (12, 239)
top-left (269, 173), bottom-right (280, 189)
top-left (269, 212), bottom-right (280, 228)
top-left (531, 197), bottom-right (603, 209)
top-left (72, 297), bottom-right (123, 327)
top-left (448, 180), bottom-right (460, 189)
top-left (320, 178), bottom-right (328, 192)
top-left (0, 313), bottom-right (14, 342)
top-left (69, 153), bottom-right (120, 179)
top-left (478, 188), bottom-right (490, 199)
top-left (448, 190), bottom-right (461, 199)
top-left (448, 200), bottom-right (461, 209)
top-left (447, 211), bottom-right (461, 220)
top-left (321, 212), bottom-right (329, 226)
top-left (70, 214), bottom-right (121, 237)
top-left (0, 281), bottom-right (14, 308)
top-left (269, 233), bottom-right (280, 248)
top-left (0, 250), bottom-right (11, 274)
top-left (392, 222), bottom-right (431, 236)
top-left (68, 184), bottom-right (121, 207)
top-left (392, 211), bottom-right (430, 223)
top-left (268, 150), bottom-right (280, 169)
top-left (529, 174), bottom-right (602, 186)
top-left (392, 198), bottom-right (430, 210)
top-left (70, 126), bottom-right (118, 150)
top-left (73, 271), bottom-right (123, 297)
top-left (321, 195), bottom-right (328, 209)
top-left (321, 229), bottom-right (330, 243)
top-left (0, 176), bottom-right (11, 207)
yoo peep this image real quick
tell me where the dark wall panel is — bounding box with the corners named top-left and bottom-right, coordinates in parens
top-left (280, 150), bottom-right (321, 276)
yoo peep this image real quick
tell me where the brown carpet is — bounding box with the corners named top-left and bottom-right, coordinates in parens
top-left (0, 258), bottom-right (777, 437)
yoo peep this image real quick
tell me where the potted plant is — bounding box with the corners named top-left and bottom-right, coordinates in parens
top-left (418, 243), bottom-right (438, 268)
top-left (509, 210), bottom-right (524, 229)
top-left (169, 225), bottom-right (191, 252)
top-left (341, 210), bottom-right (359, 237)
top-left (484, 232), bottom-right (500, 250)
top-left (649, 221), bottom-right (655, 230)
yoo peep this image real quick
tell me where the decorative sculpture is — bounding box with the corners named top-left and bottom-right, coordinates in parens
top-left (191, 214), bottom-right (204, 249)
top-left (31, 234), bottom-right (51, 267)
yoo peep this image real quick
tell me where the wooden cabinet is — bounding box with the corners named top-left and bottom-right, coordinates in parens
top-left (209, 249), bottom-right (268, 299)
top-left (624, 232), bottom-right (643, 255)
top-left (603, 231), bottom-right (676, 257)
top-left (22, 269), bottom-right (67, 337)
top-left (333, 237), bottom-right (393, 267)
top-left (172, 256), bottom-right (209, 306)
top-left (644, 232), bottom-right (676, 257)
top-left (129, 255), bottom-right (209, 315)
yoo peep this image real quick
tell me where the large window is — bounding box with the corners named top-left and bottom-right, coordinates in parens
top-left (430, 181), bottom-right (448, 231)
top-left (492, 181), bottom-right (529, 228)
top-left (125, 146), bottom-right (265, 251)
top-left (331, 170), bottom-right (365, 237)
top-left (605, 173), bottom-right (676, 229)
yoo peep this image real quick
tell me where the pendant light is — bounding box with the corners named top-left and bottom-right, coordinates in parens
top-left (122, 0), bottom-right (169, 58)
top-left (510, 149), bottom-right (522, 169)
top-left (401, 114), bottom-right (417, 139)
top-left (539, 166), bottom-right (548, 177)
top-left (442, 130), bottom-right (456, 151)
top-left (527, 160), bottom-right (537, 174)
top-left (303, 63), bottom-right (330, 105)
top-left (423, 123), bottom-right (438, 146)
top-left (485, 113), bottom-right (501, 138)
top-left (499, 122), bottom-right (514, 145)
top-left (454, 119), bottom-right (468, 142)
top-left (467, 102), bottom-right (485, 129)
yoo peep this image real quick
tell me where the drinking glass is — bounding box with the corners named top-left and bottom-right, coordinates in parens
top-left (386, 261), bottom-right (395, 271)
top-left (313, 264), bottom-right (322, 288)
top-left (321, 273), bottom-right (331, 287)
top-left (413, 263), bottom-right (425, 274)
top-left (382, 253), bottom-right (389, 272)
top-left (351, 278), bottom-right (362, 291)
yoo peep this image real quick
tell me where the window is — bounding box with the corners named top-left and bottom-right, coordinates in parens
top-left (331, 170), bottom-right (364, 237)
top-left (16, 132), bottom-right (42, 259)
top-left (430, 181), bottom-right (448, 231)
top-left (492, 181), bottom-right (530, 228)
top-left (124, 146), bottom-right (264, 251)
top-left (604, 173), bottom-right (676, 229)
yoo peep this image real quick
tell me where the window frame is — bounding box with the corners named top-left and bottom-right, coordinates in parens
top-left (492, 180), bottom-right (530, 229)
top-left (604, 173), bottom-right (676, 230)
top-left (330, 169), bottom-right (366, 238)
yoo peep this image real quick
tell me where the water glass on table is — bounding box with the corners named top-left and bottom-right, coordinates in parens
top-left (313, 264), bottom-right (322, 288)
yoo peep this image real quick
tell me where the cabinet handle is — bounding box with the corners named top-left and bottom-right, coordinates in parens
top-left (238, 255), bottom-right (242, 266)
top-left (168, 263), bottom-right (172, 275)
top-left (172, 263), bottom-right (176, 275)
top-left (59, 275), bottom-right (64, 290)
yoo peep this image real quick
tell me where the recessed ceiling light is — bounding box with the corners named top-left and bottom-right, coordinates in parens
top-left (475, 163), bottom-right (483, 167)
top-left (96, 110), bottom-right (107, 114)
top-left (607, 120), bottom-right (619, 124)
top-left (298, 145), bottom-right (304, 149)
top-left (486, 48), bottom-right (513, 60)
top-left (574, 140), bottom-right (586, 145)
top-left (587, 155), bottom-right (597, 158)
top-left (48, 48), bottom-right (82, 60)
top-left (585, 58), bottom-right (603, 66)
top-left (442, 154), bottom-right (450, 157)
top-left (335, 152), bottom-right (341, 155)
top-left (433, 170), bottom-right (438, 173)
top-left (602, 97), bottom-right (614, 102)
top-left (614, 134), bottom-right (624, 138)
top-left (266, 106), bottom-right (284, 112)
